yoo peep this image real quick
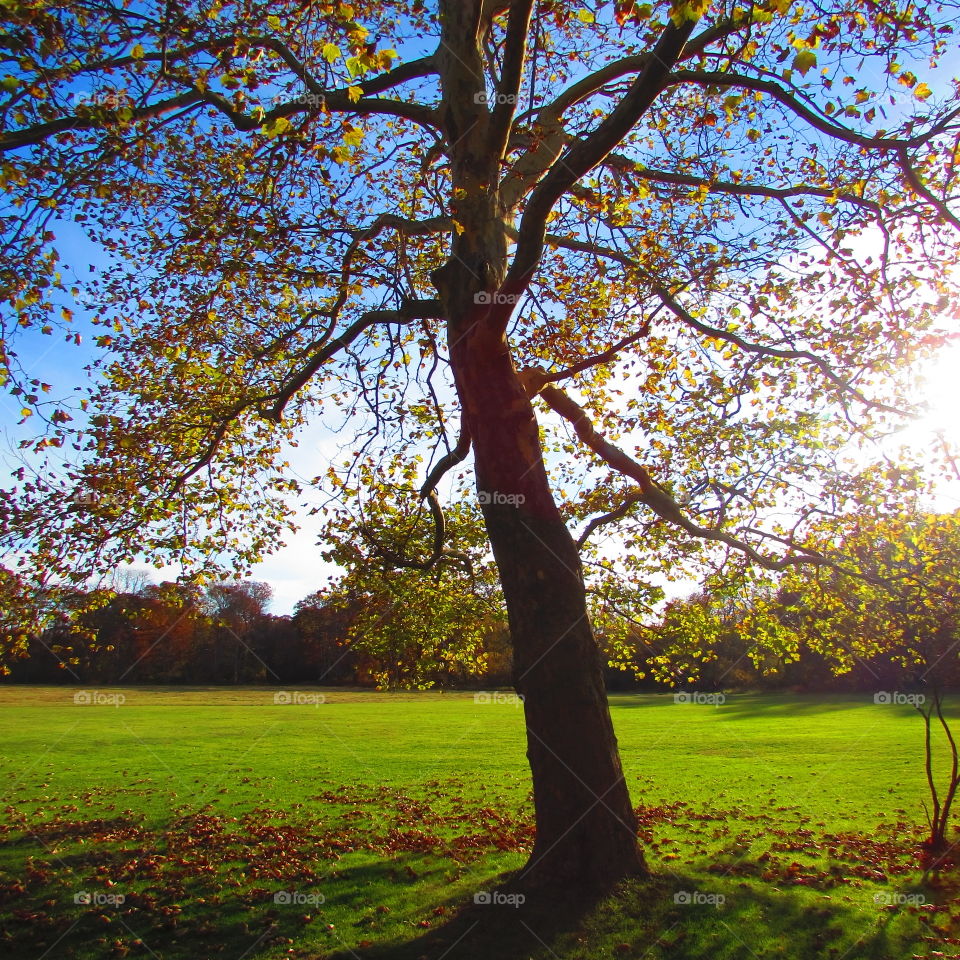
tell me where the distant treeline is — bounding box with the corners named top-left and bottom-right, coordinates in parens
top-left (1, 580), bottom-right (513, 688)
top-left (1, 577), bottom-right (949, 692)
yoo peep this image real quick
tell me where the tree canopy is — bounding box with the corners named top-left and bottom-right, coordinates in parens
top-left (0, 0), bottom-right (956, 586)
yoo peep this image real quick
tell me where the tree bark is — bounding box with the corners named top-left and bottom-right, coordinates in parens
top-left (444, 300), bottom-right (645, 890)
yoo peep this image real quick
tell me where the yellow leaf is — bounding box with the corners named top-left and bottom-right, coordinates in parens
top-left (347, 85), bottom-right (363, 103)
top-left (914, 82), bottom-right (932, 101)
top-left (342, 124), bottom-right (364, 147)
top-left (130, 44), bottom-right (145, 60)
top-left (792, 50), bottom-right (817, 76)
top-left (322, 43), bottom-right (341, 64)
top-left (577, 8), bottom-right (595, 22)
top-left (261, 116), bottom-right (292, 138)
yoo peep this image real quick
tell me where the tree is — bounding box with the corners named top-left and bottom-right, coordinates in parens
top-left (1, 0), bottom-right (959, 889)
top-left (0, 565), bottom-right (34, 672)
top-left (316, 475), bottom-right (505, 687)
top-left (787, 507), bottom-right (960, 869)
top-left (205, 579), bottom-right (273, 680)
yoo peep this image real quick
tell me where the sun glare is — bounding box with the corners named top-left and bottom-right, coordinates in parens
top-left (911, 344), bottom-right (960, 445)
top-left (887, 343), bottom-right (960, 508)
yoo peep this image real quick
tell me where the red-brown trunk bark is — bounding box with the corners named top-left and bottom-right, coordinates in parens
top-left (448, 313), bottom-right (645, 890)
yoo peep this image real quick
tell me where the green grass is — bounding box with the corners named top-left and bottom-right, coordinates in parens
top-left (0, 687), bottom-right (957, 959)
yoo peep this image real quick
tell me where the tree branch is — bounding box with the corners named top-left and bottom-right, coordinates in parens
top-left (897, 146), bottom-right (960, 232)
top-left (266, 300), bottom-right (443, 421)
top-left (1, 38), bottom-right (439, 153)
top-left (576, 492), bottom-right (645, 548)
top-left (501, 18), bottom-right (699, 309)
top-left (488, 0), bottom-right (535, 160)
top-left (532, 229), bottom-right (911, 418)
top-left (0, 91), bottom-right (204, 153)
top-left (359, 488), bottom-right (472, 574)
top-left (624, 165), bottom-right (883, 215)
top-left (421, 423), bottom-right (473, 499)
top-left (528, 375), bottom-right (830, 571)
top-left (669, 70), bottom-right (960, 152)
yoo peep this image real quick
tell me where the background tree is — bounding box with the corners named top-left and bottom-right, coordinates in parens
top-left (732, 497), bottom-right (960, 868)
top-left (1, 0), bottom-right (959, 889)
top-left (205, 579), bottom-right (273, 681)
top-left (0, 566), bottom-right (34, 673)
top-left (317, 469), bottom-right (506, 687)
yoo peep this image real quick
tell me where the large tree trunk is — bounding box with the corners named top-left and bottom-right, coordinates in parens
top-left (447, 310), bottom-right (646, 890)
top-left (433, 0), bottom-right (644, 890)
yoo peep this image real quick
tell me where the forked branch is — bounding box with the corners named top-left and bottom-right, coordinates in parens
top-left (523, 370), bottom-right (829, 571)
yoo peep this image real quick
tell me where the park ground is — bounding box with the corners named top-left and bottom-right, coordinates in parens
top-left (0, 687), bottom-right (958, 959)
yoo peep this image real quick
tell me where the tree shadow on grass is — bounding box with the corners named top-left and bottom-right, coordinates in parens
top-left (0, 847), bottom-right (935, 960)
top-left (327, 868), bottom-right (924, 960)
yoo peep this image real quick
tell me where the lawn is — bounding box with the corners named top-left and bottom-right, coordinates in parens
top-left (0, 687), bottom-right (956, 959)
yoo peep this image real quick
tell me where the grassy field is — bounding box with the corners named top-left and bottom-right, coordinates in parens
top-left (0, 687), bottom-right (957, 959)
